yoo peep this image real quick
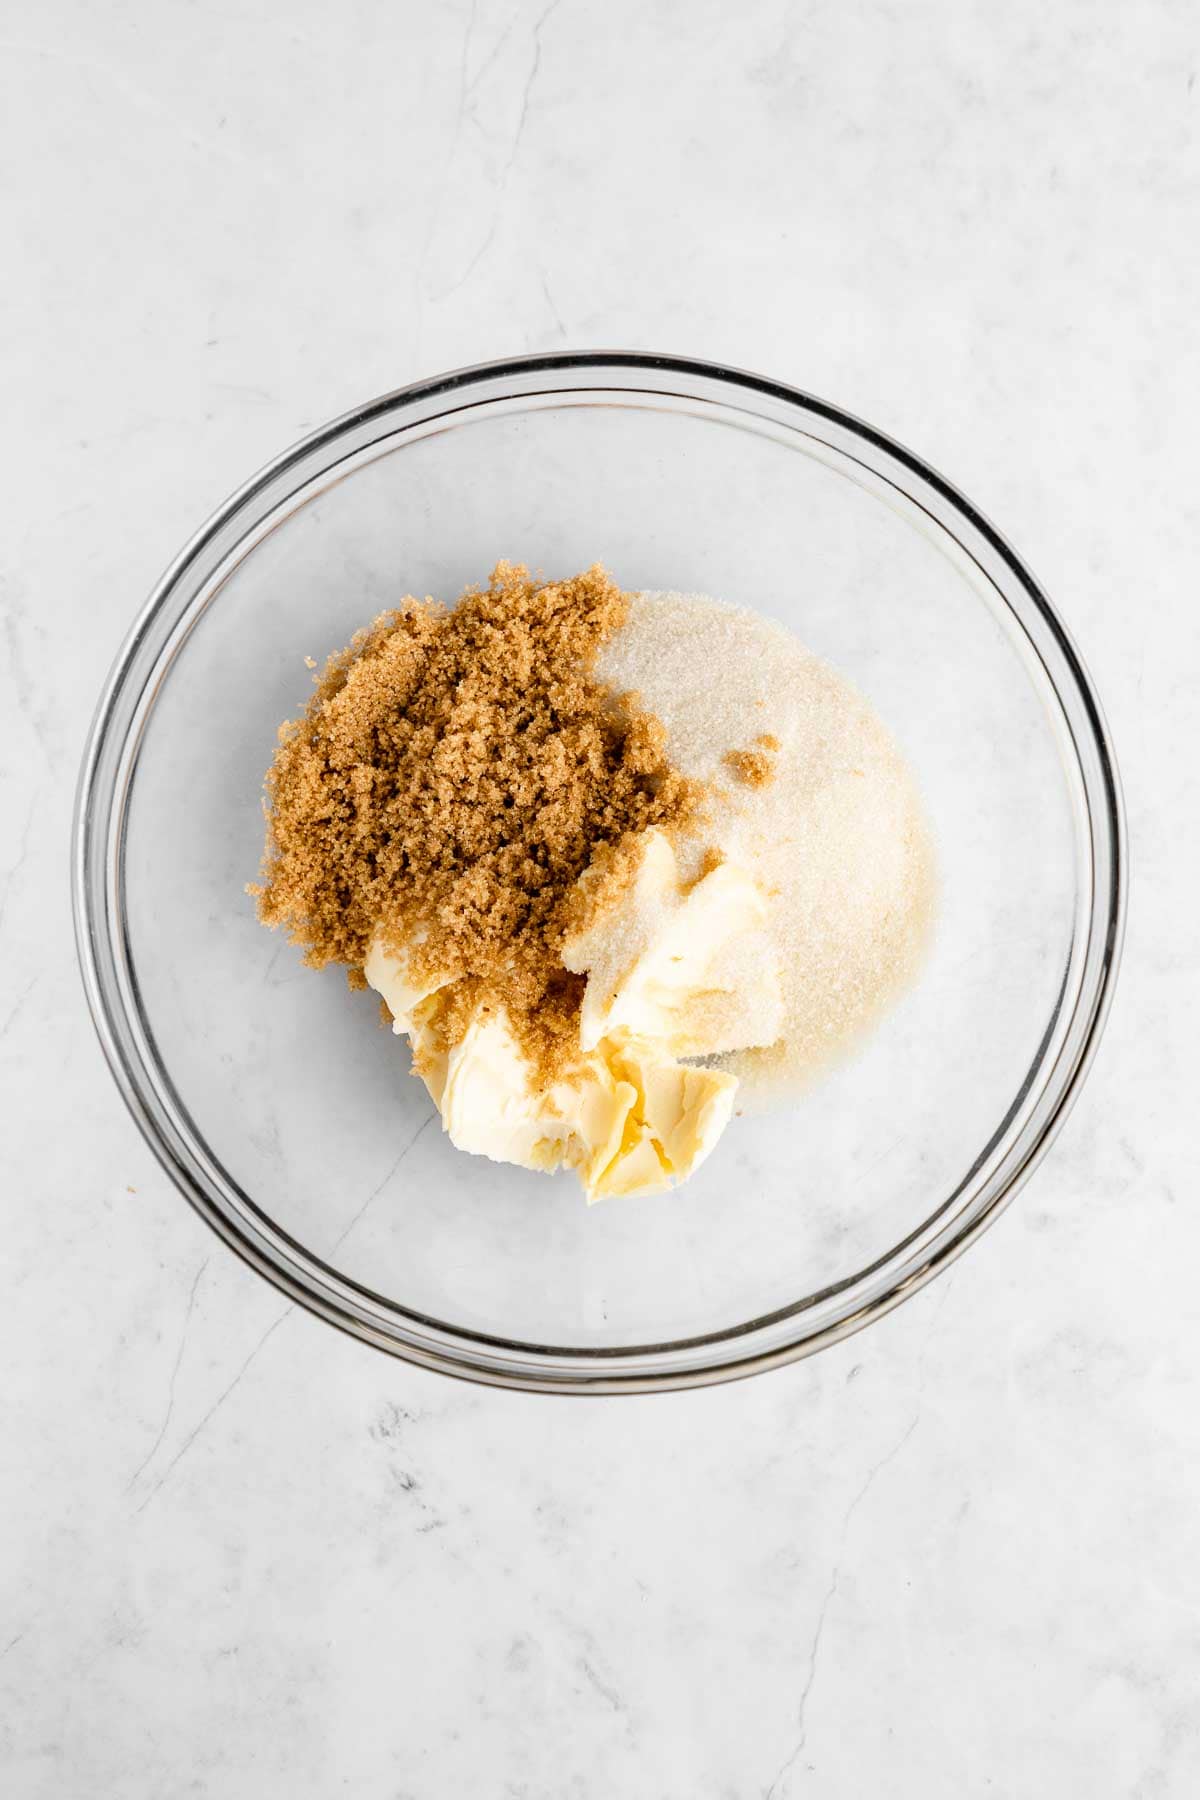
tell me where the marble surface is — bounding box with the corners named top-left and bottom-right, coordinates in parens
top-left (2, 1), bottom-right (1198, 1793)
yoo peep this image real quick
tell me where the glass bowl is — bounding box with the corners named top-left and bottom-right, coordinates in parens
top-left (73, 353), bottom-right (1126, 1393)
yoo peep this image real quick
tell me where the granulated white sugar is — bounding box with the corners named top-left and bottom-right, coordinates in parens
top-left (598, 591), bottom-right (936, 1098)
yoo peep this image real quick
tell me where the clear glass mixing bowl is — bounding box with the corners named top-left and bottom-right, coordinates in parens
top-left (73, 353), bottom-right (1126, 1392)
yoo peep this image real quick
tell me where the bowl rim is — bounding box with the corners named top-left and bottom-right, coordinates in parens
top-left (73, 349), bottom-right (1128, 1393)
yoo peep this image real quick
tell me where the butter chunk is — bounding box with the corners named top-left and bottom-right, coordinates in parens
top-left (365, 867), bottom-right (748, 1201)
top-left (364, 931), bottom-right (450, 1035)
top-left (563, 828), bottom-right (784, 1059)
top-left (383, 980), bottom-right (737, 1202)
top-left (589, 1039), bottom-right (737, 1201)
top-left (402, 996), bottom-right (640, 1185)
top-left (636, 1056), bottom-right (738, 1181)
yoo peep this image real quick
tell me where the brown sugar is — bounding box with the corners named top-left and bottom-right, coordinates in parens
top-left (723, 744), bottom-right (776, 788)
top-left (251, 563), bottom-right (703, 1075)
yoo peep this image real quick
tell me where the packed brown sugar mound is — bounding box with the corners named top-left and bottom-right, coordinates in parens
top-left (251, 562), bottom-right (701, 1072)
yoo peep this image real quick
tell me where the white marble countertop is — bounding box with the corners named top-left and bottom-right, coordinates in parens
top-left (3, 2), bottom-right (1198, 1793)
